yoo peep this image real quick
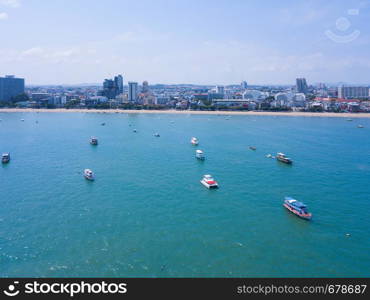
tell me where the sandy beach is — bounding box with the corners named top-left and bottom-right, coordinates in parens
top-left (0, 108), bottom-right (369, 118)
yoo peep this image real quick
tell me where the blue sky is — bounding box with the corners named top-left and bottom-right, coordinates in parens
top-left (0, 0), bottom-right (370, 85)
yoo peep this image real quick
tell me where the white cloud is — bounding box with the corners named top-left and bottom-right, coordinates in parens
top-left (20, 47), bottom-right (44, 57)
top-left (0, 12), bottom-right (8, 20)
top-left (279, 2), bottom-right (328, 26)
top-left (114, 31), bottom-right (170, 44)
top-left (0, 0), bottom-right (20, 8)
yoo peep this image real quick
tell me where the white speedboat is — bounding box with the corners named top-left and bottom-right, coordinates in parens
top-left (90, 137), bottom-right (98, 145)
top-left (200, 174), bottom-right (218, 189)
top-left (195, 150), bottom-right (205, 160)
top-left (191, 137), bottom-right (199, 145)
top-left (84, 169), bottom-right (95, 181)
top-left (357, 124), bottom-right (364, 128)
top-left (154, 133), bottom-right (160, 137)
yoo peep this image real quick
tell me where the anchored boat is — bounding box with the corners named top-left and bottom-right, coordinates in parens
top-left (200, 174), bottom-right (218, 189)
top-left (2, 153), bottom-right (10, 164)
top-left (90, 137), bottom-right (98, 145)
top-left (276, 153), bottom-right (293, 164)
top-left (283, 197), bottom-right (312, 220)
top-left (191, 137), bottom-right (199, 145)
top-left (195, 150), bottom-right (205, 160)
top-left (84, 169), bottom-right (95, 181)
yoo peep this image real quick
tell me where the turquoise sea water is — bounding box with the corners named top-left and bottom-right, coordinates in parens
top-left (0, 112), bottom-right (369, 277)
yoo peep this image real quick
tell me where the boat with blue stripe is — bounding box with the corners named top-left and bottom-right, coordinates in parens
top-left (283, 197), bottom-right (312, 220)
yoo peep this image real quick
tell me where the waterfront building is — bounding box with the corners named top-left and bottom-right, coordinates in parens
top-left (0, 75), bottom-right (25, 102)
top-left (156, 97), bottom-right (170, 105)
top-left (31, 93), bottom-right (51, 105)
top-left (243, 90), bottom-right (268, 102)
top-left (85, 96), bottom-right (108, 106)
top-left (241, 81), bottom-right (248, 90)
top-left (292, 93), bottom-right (306, 107)
top-left (212, 98), bottom-right (250, 107)
top-left (208, 92), bottom-right (224, 101)
top-left (273, 92), bottom-right (294, 107)
top-left (128, 82), bottom-right (139, 102)
top-left (338, 86), bottom-right (370, 99)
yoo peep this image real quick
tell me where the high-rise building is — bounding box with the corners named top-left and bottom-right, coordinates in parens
top-left (142, 81), bottom-right (149, 93)
top-left (296, 78), bottom-right (308, 94)
top-left (241, 81), bottom-right (248, 90)
top-left (216, 86), bottom-right (224, 95)
top-left (100, 74), bottom-right (124, 99)
top-left (114, 74), bottom-right (124, 94)
top-left (102, 79), bottom-right (117, 99)
top-left (128, 82), bottom-right (138, 102)
top-left (0, 75), bottom-right (25, 102)
top-left (338, 86), bottom-right (370, 99)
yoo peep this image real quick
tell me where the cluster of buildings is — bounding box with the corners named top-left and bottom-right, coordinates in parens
top-left (1, 74), bottom-right (370, 112)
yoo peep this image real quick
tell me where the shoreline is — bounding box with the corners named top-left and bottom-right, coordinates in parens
top-left (0, 108), bottom-right (369, 118)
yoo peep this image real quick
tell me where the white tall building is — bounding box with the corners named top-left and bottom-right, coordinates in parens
top-left (243, 90), bottom-right (268, 102)
top-left (273, 92), bottom-right (306, 107)
top-left (338, 86), bottom-right (370, 99)
top-left (128, 82), bottom-right (138, 102)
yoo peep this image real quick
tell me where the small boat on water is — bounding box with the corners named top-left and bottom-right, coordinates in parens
top-left (283, 197), bottom-right (312, 220)
top-left (2, 153), bottom-right (10, 164)
top-left (84, 169), bottom-right (95, 181)
top-left (200, 174), bottom-right (218, 189)
top-left (90, 137), bottom-right (98, 145)
top-left (347, 119), bottom-right (353, 121)
top-left (191, 137), bottom-right (199, 145)
top-left (101, 122), bottom-right (106, 126)
top-left (154, 133), bottom-right (160, 137)
top-left (249, 146), bottom-right (256, 151)
top-left (195, 149), bottom-right (205, 160)
top-left (357, 124), bottom-right (364, 128)
top-left (266, 154), bottom-right (273, 158)
top-left (133, 129), bottom-right (137, 133)
top-left (276, 152), bottom-right (293, 164)
top-left (21, 119), bottom-right (25, 122)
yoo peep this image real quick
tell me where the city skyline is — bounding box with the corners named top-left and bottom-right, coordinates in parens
top-left (1, 0), bottom-right (370, 85)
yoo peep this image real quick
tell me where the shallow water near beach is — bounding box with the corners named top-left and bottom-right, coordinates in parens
top-left (0, 112), bottom-right (369, 277)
